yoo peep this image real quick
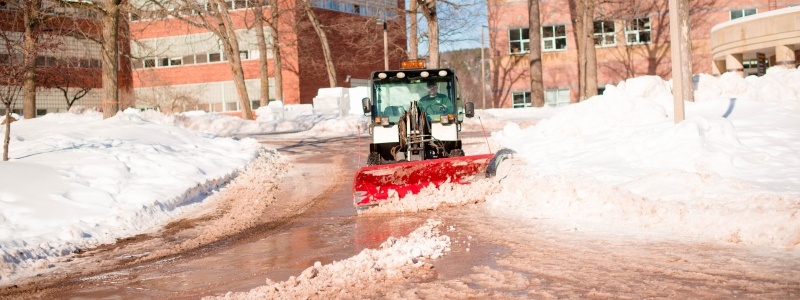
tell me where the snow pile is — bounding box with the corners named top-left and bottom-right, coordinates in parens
top-left (207, 219), bottom-right (450, 300)
top-left (0, 110), bottom-right (270, 282)
top-left (304, 115), bottom-right (370, 136)
top-left (149, 109), bottom-right (319, 136)
top-left (489, 69), bottom-right (800, 248)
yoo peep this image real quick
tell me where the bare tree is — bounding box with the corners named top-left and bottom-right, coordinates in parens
top-left (210, 0), bottom-right (254, 118)
top-left (409, 0), bottom-right (419, 60)
top-left (440, 49), bottom-right (481, 103)
top-left (410, 0), bottom-right (484, 67)
top-left (136, 85), bottom-right (203, 114)
top-left (270, 0), bottom-right (283, 102)
top-left (99, 0), bottom-right (122, 119)
top-left (0, 30), bottom-right (25, 161)
top-left (418, 0), bottom-right (441, 68)
top-left (528, 0), bottom-right (544, 107)
top-left (299, 0), bottom-right (336, 87)
top-left (142, 0), bottom-right (255, 119)
top-left (249, 0), bottom-right (270, 106)
top-left (570, 0), bottom-right (598, 102)
top-left (22, 0), bottom-right (42, 119)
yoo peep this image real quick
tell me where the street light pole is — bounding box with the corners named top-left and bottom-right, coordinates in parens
top-left (481, 25), bottom-right (487, 109)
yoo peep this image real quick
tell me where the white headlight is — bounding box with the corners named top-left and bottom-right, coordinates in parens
top-left (378, 73), bottom-right (387, 79)
top-left (420, 71), bottom-right (429, 78)
top-left (438, 70), bottom-right (448, 76)
top-left (397, 72), bottom-right (406, 79)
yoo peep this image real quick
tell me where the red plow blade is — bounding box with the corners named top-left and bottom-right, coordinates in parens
top-left (352, 154), bottom-right (494, 207)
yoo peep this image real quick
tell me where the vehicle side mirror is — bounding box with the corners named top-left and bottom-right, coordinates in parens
top-left (465, 102), bottom-right (475, 118)
top-left (361, 97), bottom-right (371, 114)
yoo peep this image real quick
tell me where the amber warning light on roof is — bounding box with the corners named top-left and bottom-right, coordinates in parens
top-left (400, 59), bottom-right (425, 69)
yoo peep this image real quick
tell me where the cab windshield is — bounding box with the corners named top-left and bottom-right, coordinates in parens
top-left (373, 79), bottom-right (459, 119)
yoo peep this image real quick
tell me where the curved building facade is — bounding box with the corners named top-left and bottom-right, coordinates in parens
top-left (710, 6), bottom-right (800, 76)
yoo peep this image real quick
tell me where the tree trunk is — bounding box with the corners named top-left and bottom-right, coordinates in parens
top-left (253, 1), bottom-right (271, 106)
top-left (409, 0), bottom-right (418, 60)
top-left (572, 0), bottom-right (597, 102)
top-left (212, 0), bottom-right (254, 119)
top-left (420, 0), bottom-right (440, 68)
top-left (270, 0), bottom-right (283, 102)
top-left (582, 0), bottom-right (598, 100)
top-left (300, 0), bottom-right (336, 87)
top-left (101, 0), bottom-right (121, 119)
top-left (3, 105), bottom-right (10, 161)
top-left (23, 0), bottom-right (41, 119)
top-left (528, 0), bottom-right (544, 107)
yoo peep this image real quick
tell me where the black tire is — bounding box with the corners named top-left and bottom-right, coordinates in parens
top-left (367, 152), bottom-right (381, 166)
top-left (449, 149), bottom-right (465, 157)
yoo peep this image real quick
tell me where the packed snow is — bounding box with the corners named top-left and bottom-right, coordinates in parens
top-left (0, 67), bottom-right (798, 294)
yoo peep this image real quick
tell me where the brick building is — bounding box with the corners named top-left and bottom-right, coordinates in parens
top-left (129, 0), bottom-right (407, 114)
top-left (0, 0), bottom-right (132, 115)
top-left (486, 0), bottom-right (800, 109)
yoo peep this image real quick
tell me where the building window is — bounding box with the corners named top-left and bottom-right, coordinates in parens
top-left (545, 89), bottom-right (570, 107)
top-left (208, 53), bottom-right (221, 62)
top-left (233, 0), bottom-right (248, 9)
top-left (157, 57), bottom-right (183, 67)
top-left (239, 51), bottom-right (249, 60)
top-left (730, 9), bottom-right (756, 20)
top-left (542, 25), bottom-right (567, 51)
top-left (731, 8), bottom-right (758, 20)
top-left (182, 55), bottom-right (195, 65)
top-left (593, 20), bottom-right (615, 47)
top-left (195, 53), bottom-right (208, 64)
top-left (508, 28), bottom-right (530, 54)
top-left (743, 58), bottom-right (769, 76)
top-left (512, 92), bottom-right (532, 108)
top-left (143, 58), bottom-right (156, 68)
top-left (625, 18), bottom-right (651, 45)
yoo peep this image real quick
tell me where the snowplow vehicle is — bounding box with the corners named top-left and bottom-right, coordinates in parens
top-left (353, 61), bottom-right (508, 208)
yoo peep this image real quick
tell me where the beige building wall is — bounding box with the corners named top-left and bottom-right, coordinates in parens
top-left (710, 6), bottom-right (800, 76)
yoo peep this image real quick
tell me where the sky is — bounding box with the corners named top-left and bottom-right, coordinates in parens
top-left (0, 67), bottom-right (798, 295)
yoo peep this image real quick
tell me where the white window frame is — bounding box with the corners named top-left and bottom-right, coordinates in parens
top-left (545, 89), bottom-right (570, 107)
top-left (625, 18), bottom-right (651, 45)
top-left (512, 92), bottom-right (532, 108)
top-left (593, 20), bottom-right (616, 47)
top-left (730, 8), bottom-right (757, 20)
top-left (542, 24), bottom-right (567, 51)
top-left (508, 28), bottom-right (530, 54)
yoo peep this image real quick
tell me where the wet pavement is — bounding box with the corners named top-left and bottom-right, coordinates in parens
top-left (48, 135), bottom-right (435, 299)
